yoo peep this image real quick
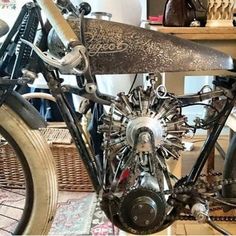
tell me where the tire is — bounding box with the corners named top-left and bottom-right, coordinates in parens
top-left (0, 104), bottom-right (58, 235)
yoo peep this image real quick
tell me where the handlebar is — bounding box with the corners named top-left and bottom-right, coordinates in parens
top-left (36, 0), bottom-right (79, 49)
top-left (23, 0), bottom-right (90, 74)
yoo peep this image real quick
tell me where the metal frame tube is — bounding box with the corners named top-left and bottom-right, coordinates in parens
top-left (187, 96), bottom-right (236, 184)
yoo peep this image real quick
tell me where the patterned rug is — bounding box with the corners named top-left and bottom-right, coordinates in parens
top-left (0, 0), bottom-right (16, 9)
top-left (0, 190), bottom-right (119, 235)
top-left (50, 192), bottom-right (120, 235)
top-left (90, 199), bottom-right (120, 236)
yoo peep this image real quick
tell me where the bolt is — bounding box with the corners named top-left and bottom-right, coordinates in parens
top-left (140, 133), bottom-right (150, 144)
top-left (61, 86), bottom-right (68, 92)
top-left (197, 213), bottom-right (207, 223)
top-left (145, 220), bottom-right (150, 225)
top-left (172, 193), bottom-right (177, 198)
top-left (169, 199), bottom-right (175, 206)
top-left (138, 204), bottom-right (143, 209)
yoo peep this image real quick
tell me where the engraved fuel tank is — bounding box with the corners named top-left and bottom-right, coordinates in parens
top-left (48, 18), bottom-right (234, 74)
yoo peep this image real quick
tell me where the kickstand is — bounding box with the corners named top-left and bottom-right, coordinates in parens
top-left (207, 216), bottom-right (231, 235)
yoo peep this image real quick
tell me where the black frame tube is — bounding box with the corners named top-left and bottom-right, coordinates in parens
top-left (41, 67), bottom-right (101, 193)
top-left (187, 94), bottom-right (236, 184)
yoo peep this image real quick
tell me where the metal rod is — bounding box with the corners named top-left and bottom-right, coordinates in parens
top-left (215, 141), bottom-right (226, 159)
top-left (207, 218), bottom-right (231, 235)
top-left (0, 213), bottom-right (19, 222)
top-left (0, 203), bottom-right (23, 211)
top-left (42, 68), bottom-right (101, 192)
top-left (187, 97), bottom-right (236, 184)
top-left (0, 187), bottom-right (25, 196)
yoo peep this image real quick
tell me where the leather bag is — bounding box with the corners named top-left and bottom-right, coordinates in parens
top-left (163, 0), bottom-right (207, 27)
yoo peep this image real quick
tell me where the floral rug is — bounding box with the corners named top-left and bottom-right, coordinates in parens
top-left (90, 199), bottom-right (119, 236)
top-left (50, 192), bottom-right (119, 235)
top-left (0, 190), bottom-right (119, 236)
top-left (0, 0), bottom-right (16, 9)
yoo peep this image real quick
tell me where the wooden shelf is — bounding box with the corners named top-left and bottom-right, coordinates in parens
top-left (147, 25), bottom-right (236, 40)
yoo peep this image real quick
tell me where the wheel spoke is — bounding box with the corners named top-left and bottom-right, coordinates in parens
top-left (0, 213), bottom-right (19, 221)
top-left (0, 203), bottom-right (23, 211)
top-left (0, 227), bottom-right (13, 234)
top-left (0, 187), bottom-right (25, 196)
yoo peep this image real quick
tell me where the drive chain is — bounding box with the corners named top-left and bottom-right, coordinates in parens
top-left (165, 172), bottom-right (236, 222)
top-left (167, 214), bottom-right (236, 222)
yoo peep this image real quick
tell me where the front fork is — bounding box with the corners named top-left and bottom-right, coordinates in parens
top-left (40, 67), bottom-right (102, 193)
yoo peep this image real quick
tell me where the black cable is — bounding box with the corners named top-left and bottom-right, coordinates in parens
top-left (180, 102), bottom-right (220, 114)
top-left (128, 74), bottom-right (138, 94)
top-left (183, 101), bottom-right (230, 130)
top-left (79, 10), bottom-right (85, 45)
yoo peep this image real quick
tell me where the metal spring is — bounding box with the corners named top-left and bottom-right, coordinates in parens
top-left (15, 13), bottom-right (29, 55)
top-left (15, 10), bottom-right (39, 64)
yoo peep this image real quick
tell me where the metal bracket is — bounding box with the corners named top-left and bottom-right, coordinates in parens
top-left (21, 38), bottom-right (89, 75)
top-left (0, 77), bottom-right (33, 86)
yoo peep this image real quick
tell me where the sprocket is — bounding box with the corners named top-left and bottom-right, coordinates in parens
top-left (118, 187), bottom-right (166, 235)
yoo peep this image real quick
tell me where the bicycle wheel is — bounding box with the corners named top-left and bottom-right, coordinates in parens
top-left (0, 103), bottom-right (58, 235)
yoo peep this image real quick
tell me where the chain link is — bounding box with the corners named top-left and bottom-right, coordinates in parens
top-left (167, 214), bottom-right (236, 222)
top-left (165, 172), bottom-right (236, 222)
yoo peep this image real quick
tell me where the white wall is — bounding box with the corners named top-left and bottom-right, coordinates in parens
top-left (0, 0), bottom-right (29, 42)
top-left (183, 75), bottom-right (214, 134)
top-left (71, 0), bottom-right (147, 22)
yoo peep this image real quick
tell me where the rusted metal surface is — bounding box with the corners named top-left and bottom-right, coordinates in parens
top-left (48, 17), bottom-right (234, 74)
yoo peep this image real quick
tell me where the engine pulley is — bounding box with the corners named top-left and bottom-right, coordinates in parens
top-left (119, 187), bottom-right (166, 234)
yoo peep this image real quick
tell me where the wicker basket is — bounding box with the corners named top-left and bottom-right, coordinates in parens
top-left (0, 128), bottom-right (94, 192)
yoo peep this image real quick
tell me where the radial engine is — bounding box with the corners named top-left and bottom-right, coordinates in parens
top-left (98, 80), bottom-right (190, 234)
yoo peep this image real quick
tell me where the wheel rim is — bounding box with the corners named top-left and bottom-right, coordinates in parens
top-left (0, 127), bottom-right (34, 235)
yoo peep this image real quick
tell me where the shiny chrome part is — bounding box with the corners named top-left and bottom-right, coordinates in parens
top-left (126, 117), bottom-right (164, 148)
top-left (85, 83), bottom-right (97, 93)
top-left (99, 81), bottom-right (188, 165)
top-left (139, 172), bottom-right (160, 191)
top-left (191, 202), bottom-right (232, 235)
top-left (21, 39), bottom-right (88, 74)
top-left (191, 203), bottom-right (208, 223)
top-left (99, 79), bottom-right (190, 234)
top-left (91, 12), bottom-right (112, 21)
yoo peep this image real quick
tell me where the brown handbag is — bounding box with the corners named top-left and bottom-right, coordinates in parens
top-left (163, 0), bottom-right (207, 27)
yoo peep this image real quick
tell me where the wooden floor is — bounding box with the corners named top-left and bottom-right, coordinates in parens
top-left (120, 220), bottom-right (236, 235)
top-left (121, 135), bottom-right (236, 235)
top-left (149, 221), bottom-right (236, 235)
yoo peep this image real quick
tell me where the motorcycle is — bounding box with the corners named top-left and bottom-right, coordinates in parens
top-left (0, 0), bottom-right (236, 235)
